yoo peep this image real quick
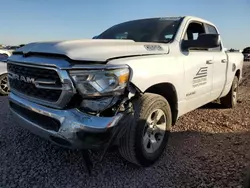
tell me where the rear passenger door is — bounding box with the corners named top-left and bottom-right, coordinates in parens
top-left (181, 21), bottom-right (214, 112)
top-left (204, 23), bottom-right (227, 99)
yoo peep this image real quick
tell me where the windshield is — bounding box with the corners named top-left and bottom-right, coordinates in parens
top-left (97, 17), bottom-right (183, 43)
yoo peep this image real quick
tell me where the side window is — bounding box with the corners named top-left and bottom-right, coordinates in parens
top-left (183, 22), bottom-right (205, 41)
top-left (205, 24), bottom-right (221, 52)
top-left (183, 22), bottom-right (206, 51)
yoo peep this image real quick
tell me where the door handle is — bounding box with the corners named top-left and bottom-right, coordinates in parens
top-left (206, 60), bottom-right (213, 64)
top-left (221, 59), bottom-right (227, 63)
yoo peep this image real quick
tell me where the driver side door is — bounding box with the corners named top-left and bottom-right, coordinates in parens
top-left (182, 21), bottom-right (214, 113)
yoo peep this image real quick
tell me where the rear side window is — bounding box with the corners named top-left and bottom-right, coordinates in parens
top-left (205, 24), bottom-right (221, 51)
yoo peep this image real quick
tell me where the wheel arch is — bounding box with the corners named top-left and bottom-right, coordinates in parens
top-left (143, 82), bottom-right (178, 125)
top-left (235, 69), bottom-right (240, 79)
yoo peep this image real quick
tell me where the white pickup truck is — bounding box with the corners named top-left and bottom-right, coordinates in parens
top-left (7, 16), bottom-right (243, 168)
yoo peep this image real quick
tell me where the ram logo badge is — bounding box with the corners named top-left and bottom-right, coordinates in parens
top-left (8, 72), bottom-right (35, 84)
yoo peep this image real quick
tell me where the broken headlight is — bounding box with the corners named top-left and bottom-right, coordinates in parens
top-left (69, 67), bottom-right (130, 97)
top-left (80, 97), bottom-right (119, 113)
top-left (69, 67), bottom-right (130, 112)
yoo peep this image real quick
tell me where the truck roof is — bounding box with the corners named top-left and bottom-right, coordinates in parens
top-left (127, 16), bottom-right (215, 27)
top-left (182, 16), bottom-right (215, 26)
top-left (159, 15), bottom-right (215, 25)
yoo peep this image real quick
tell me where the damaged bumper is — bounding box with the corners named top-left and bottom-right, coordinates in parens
top-left (9, 92), bottom-right (125, 149)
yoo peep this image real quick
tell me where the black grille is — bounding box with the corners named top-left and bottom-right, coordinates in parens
top-left (7, 63), bottom-right (62, 102)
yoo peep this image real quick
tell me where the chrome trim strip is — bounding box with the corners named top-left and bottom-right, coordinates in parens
top-left (34, 79), bottom-right (57, 85)
top-left (34, 79), bottom-right (61, 90)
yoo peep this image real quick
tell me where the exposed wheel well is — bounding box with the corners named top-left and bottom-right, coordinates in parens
top-left (144, 83), bottom-right (178, 125)
top-left (235, 69), bottom-right (240, 79)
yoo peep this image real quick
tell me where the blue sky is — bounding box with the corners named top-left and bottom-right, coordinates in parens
top-left (1, 0), bottom-right (250, 49)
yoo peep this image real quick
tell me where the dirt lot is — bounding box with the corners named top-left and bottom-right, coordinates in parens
top-left (0, 63), bottom-right (250, 188)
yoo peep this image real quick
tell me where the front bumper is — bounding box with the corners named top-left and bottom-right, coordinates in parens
top-left (9, 92), bottom-right (124, 149)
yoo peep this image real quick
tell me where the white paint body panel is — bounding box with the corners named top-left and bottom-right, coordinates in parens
top-left (15, 40), bottom-right (169, 62)
top-left (0, 50), bottom-right (11, 75)
top-left (10, 16), bottom-right (244, 118)
top-left (0, 63), bottom-right (7, 75)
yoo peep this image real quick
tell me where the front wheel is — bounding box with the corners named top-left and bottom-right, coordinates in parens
top-left (0, 74), bottom-right (9, 95)
top-left (118, 93), bottom-right (172, 167)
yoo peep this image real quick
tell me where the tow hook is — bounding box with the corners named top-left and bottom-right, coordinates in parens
top-left (81, 150), bottom-right (93, 175)
top-left (81, 98), bottom-right (134, 176)
top-left (80, 83), bottom-right (140, 175)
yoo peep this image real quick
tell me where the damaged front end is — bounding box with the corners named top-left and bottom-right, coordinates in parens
top-left (7, 59), bottom-right (140, 175)
top-left (64, 65), bottom-right (142, 174)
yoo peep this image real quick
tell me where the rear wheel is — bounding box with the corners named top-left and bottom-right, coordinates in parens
top-left (0, 74), bottom-right (9, 95)
top-left (221, 76), bottom-right (239, 108)
top-left (118, 93), bottom-right (172, 166)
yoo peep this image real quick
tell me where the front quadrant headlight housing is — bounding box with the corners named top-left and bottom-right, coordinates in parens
top-left (69, 67), bottom-right (130, 97)
top-left (79, 97), bottom-right (120, 113)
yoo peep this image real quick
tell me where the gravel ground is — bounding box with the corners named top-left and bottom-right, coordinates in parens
top-left (1, 63), bottom-right (250, 188)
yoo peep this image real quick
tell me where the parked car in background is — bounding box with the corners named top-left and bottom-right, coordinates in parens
top-left (243, 47), bottom-right (250, 61)
top-left (0, 50), bottom-right (11, 95)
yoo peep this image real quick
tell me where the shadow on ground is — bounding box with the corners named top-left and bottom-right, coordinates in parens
top-left (1, 122), bottom-right (249, 188)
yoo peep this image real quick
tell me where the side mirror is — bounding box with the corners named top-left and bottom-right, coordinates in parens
top-left (182, 34), bottom-right (220, 51)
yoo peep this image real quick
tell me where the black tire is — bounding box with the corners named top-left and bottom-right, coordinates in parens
top-left (0, 73), bottom-right (9, 96)
top-left (221, 76), bottom-right (239, 108)
top-left (118, 93), bottom-right (172, 167)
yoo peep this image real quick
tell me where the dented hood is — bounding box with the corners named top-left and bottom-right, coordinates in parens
top-left (13, 39), bottom-right (169, 62)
